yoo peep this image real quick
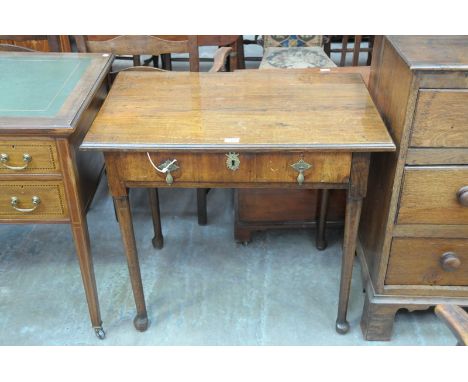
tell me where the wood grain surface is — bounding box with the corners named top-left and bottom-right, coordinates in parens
top-left (82, 71), bottom-right (394, 152)
top-left (410, 90), bottom-right (468, 148)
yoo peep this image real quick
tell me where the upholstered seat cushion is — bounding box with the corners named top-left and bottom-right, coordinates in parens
top-left (260, 47), bottom-right (337, 69)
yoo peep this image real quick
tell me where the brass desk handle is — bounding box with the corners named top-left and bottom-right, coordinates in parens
top-left (0, 153), bottom-right (32, 170)
top-left (457, 186), bottom-right (468, 207)
top-left (290, 159), bottom-right (312, 185)
top-left (440, 252), bottom-right (461, 272)
top-left (147, 153), bottom-right (179, 185)
top-left (10, 196), bottom-right (41, 213)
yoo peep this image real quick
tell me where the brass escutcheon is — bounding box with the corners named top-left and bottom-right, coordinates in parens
top-left (226, 152), bottom-right (240, 171)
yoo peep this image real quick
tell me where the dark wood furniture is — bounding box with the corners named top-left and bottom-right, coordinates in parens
top-left (234, 66), bottom-right (371, 247)
top-left (0, 51), bottom-right (112, 339)
top-left (358, 36), bottom-right (468, 340)
top-left (435, 305), bottom-right (468, 345)
top-left (324, 36), bottom-right (374, 66)
top-left (0, 35), bottom-right (71, 52)
top-left (81, 69), bottom-right (395, 334)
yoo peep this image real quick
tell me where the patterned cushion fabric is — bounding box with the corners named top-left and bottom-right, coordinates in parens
top-left (263, 35), bottom-right (323, 48)
top-left (260, 47), bottom-right (337, 69)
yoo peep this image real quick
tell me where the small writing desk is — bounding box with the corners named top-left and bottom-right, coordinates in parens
top-left (0, 52), bottom-right (112, 338)
top-left (81, 70), bottom-right (395, 334)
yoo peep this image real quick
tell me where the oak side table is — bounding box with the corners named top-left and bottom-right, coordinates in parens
top-left (0, 52), bottom-right (112, 339)
top-left (81, 70), bottom-right (395, 334)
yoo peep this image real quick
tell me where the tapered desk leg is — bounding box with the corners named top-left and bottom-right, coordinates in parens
top-left (114, 196), bottom-right (149, 331)
top-left (149, 188), bottom-right (164, 249)
top-left (316, 188), bottom-right (329, 250)
top-left (71, 220), bottom-right (105, 339)
top-left (336, 153), bottom-right (370, 334)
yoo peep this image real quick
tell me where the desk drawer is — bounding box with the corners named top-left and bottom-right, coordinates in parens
top-left (0, 181), bottom-right (68, 221)
top-left (0, 140), bottom-right (60, 174)
top-left (116, 152), bottom-right (351, 185)
top-left (410, 90), bottom-right (468, 148)
top-left (386, 238), bottom-right (468, 286)
top-left (397, 166), bottom-right (468, 225)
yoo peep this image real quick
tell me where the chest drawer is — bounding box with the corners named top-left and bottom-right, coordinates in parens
top-left (0, 180), bottom-right (68, 221)
top-left (0, 140), bottom-right (60, 174)
top-left (386, 238), bottom-right (468, 286)
top-left (115, 152), bottom-right (351, 186)
top-left (410, 89), bottom-right (468, 148)
top-left (397, 166), bottom-right (468, 225)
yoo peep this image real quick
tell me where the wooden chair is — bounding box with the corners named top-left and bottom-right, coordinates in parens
top-left (323, 36), bottom-right (375, 66)
top-left (0, 35), bottom-right (69, 52)
top-left (74, 35), bottom-right (232, 249)
top-left (435, 305), bottom-right (468, 346)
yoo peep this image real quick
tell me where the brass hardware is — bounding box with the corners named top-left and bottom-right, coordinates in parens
top-left (0, 152), bottom-right (32, 170)
top-left (10, 195), bottom-right (41, 213)
top-left (156, 159), bottom-right (179, 185)
top-left (440, 252), bottom-right (461, 272)
top-left (457, 186), bottom-right (468, 207)
top-left (290, 159), bottom-right (312, 185)
top-left (226, 152), bottom-right (240, 171)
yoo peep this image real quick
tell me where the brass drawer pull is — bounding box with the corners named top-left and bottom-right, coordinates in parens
top-left (290, 159), bottom-right (312, 185)
top-left (0, 153), bottom-right (32, 170)
top-left (10, 196), bottom-right (41, 213)
top-left (457, 186), bottom-right (468, 207)
top-left (147, 153), bottom-right (179, 185)
top-left (439, 252), bottom-right (461, 272)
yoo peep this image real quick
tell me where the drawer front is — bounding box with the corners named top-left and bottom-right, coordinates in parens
top-left (386, 238), bottom-right (468, 286)
top-left (397, 166), bottom-right (468, 225)
top-left (0, 140), bottom-right (60, 174)
top-left (116, 152), bottom-right (351, 185)
top-left (0, 181), bottom-right (68, 220)
top-left (410, 90), bottom-right (468, 148)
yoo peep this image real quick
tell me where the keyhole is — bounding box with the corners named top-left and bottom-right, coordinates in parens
top-left (231, 159), bottom-right (235, 167)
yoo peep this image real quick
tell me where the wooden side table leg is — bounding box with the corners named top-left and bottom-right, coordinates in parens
top-left (316, 188), bottom-right (329, 250)
top-left (114, 195), bottom-right (149, 331)
top-left (336, 153), bottom-right (370, 334)
top-left (148, 188), bottom-right (164, 249)
top-left (197, 188), bottom-right (208, 226)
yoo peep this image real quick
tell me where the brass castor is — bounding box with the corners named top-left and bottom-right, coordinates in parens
top-left (94, 327), bottom-right (106, 340)
top-left (335, 320), bottom-right (350, 334)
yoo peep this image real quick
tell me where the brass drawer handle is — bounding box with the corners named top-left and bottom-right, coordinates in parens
top-left (457, 186), bottom-right (468, 207)
top-left (0, 153), bottom-right (32, 170)
top-left (10, 196), bottom-right (41, 213)
top-left (147, 153), bottom-right (179, 185)
top-left (440, 252), bottom-right (461, 272)
top-left (290, 159), bottom-right (312, 185)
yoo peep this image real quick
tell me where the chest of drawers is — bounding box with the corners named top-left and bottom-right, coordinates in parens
top-left (358, 36), bottom-right (468, 340)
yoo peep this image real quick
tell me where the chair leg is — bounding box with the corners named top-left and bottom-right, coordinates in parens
top-left (148, 188), bottom-right (164, 249)
top-left (197, 188), bottom-right (208, 226)
top-left (316, 189), bottom-right (329, 250)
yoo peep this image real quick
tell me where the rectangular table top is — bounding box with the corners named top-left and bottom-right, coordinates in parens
top-left (0, 52), bottom-right (112, 134)
top-left (81, 70), bottom-right (395, 152)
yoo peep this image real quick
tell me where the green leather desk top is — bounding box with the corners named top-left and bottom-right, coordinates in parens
top-left (0, 55), bottom-right (91, 117)
top-left (0, 52), bottom-right (112, 134)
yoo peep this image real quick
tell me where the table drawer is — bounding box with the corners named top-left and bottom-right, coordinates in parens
top-left (410, 89), bottom-right (468, 148)
top-left (0, 140), bottom-right (60, 174)
top-left (386, 238), bottom-right (468, 286)
top-left (397, 166), bottom-right (468, 225)
top-left (0, 181), bottom-right (68, 221)
top-left (116, 152), bottom-right (351, 186)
